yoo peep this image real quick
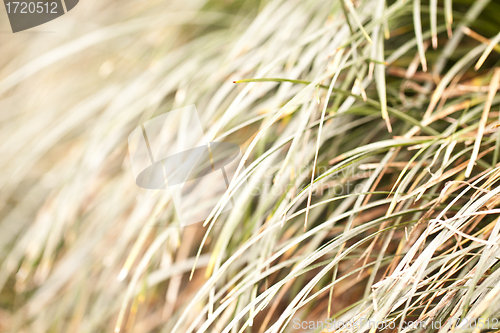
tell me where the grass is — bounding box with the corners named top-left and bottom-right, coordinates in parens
top-left (1, 0), bottom-right (500, 332)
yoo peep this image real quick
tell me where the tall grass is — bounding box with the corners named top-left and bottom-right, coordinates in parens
top-left (1, 0), bottom-right (500, 332)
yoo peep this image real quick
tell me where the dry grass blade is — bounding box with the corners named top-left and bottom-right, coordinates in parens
top-left (475, 32), bottom-right (500, 70)
top-left (343, 0), bottom-right (373, 45)
top-left (306, 50), bottom-right (345, 230)
top-left (430, 0), bottom-right (438, 49)
top-left (413, 0), bottom-right (428, 72)
top-left (466, 68), bottom-right (500, 177)
top-left (445, 0), bottom-right (453, 37)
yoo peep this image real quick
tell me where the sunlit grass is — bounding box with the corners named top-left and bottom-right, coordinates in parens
top-left (1, 0), bottom-right (500, 332)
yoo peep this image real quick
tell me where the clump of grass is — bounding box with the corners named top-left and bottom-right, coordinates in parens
top-left (1, 0), bottom-right (500, 332)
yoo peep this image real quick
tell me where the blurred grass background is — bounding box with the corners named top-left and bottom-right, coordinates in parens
top-left (1, 0), bottom-right (500, 332)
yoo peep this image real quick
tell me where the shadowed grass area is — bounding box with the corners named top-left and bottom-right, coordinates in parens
top-left (1, 0), bottom-right (500, 332)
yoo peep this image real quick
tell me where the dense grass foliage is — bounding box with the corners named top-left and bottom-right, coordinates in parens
top-left (1, 0), bottom-right (500, 332)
